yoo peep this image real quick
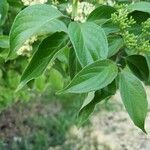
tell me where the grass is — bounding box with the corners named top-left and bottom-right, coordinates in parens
top-left (0, 87), bottom-right (118, 150)
top-left (0, 88), bottom-right (84, 150)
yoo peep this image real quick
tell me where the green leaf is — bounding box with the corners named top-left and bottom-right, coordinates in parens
top-left (126, 55), bottom-right (149, 81)
top-left (0, 35), bottom-right (9, 49)
top-left (68, 22), bottom-right (108, 67)
top-left (145, 55), bottom-right (150, 83)
top-left (60, 59), bottom-right (118, 94)
top-left (87, 5), bottom-right (116, 25)
top-left (129, 11), bottom-right (150, 24)
top-left (0, 0), bottom-right (9, 26)
top-left (128, 2), bottom-right (150, 14)
top-left (48, 68), bottom-right (64, 90)
top-left (69, 47), bottom-right (81, 79)
top-left (102, 20), bottom-right (120, 35)
top-left (34, 75), bottom-right (46, 92)
top-left (7, 0), bottom-right (23, 8)
top-left (69, 48), bottom-right (78, 79)
top-left (17, 32), bottom-right (69, 90)
top-left (78, 80), bottom-right (117, 125)
top-left (78, 92), bottom-right (95, 125)
top-left (108, 35), bottom-right (124, 57)
top-left (9, 4), bottom-right (67, 58)
top-left (0, 35), bottom-right (9, 59)
top-left (119, 69), bottom-right (148, 133)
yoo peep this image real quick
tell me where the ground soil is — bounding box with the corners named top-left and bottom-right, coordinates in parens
top-left (0, 89), bottom-right (150, 150)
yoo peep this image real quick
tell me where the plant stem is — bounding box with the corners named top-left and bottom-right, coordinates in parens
top-left (71, 0), bottom-right (78, 20)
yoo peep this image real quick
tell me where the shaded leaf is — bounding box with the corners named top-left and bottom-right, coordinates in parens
top-left (108, 35), bottom-right (124, 57)
top-left (128, 11), bottom-right (150, 24)
top-left (102, 20), bottom-right (120, 35)
top-left (145, 55), bottom-right (150, 83)
top-left (87, 5), bottom-right (116, 25)
top-left (69, 47), bottom-right (81, 79)
top-left (119, 69), bottom-right (148, 132)
top-left (78, 80), bottom-right (117, 125)
top-left (126, 55), bottom-right (149, 81)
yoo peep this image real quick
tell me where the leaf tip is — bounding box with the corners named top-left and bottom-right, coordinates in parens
top-left (15, 82), bottom-right (25, 92)
top-left (55, 89), bottom-right (65, 95)
top-left (56, 86), bottom-right (70, 95)
top-left (139, 125), bottom-right (147, 134)
top-left (135, 121), bottom-right (147, 134)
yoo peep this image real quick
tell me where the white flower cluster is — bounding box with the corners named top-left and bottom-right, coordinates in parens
top-left (66, 2), bottom-right (95, 23)
top-left (107, 0), bottom-right (115, 6)
top-left (17, 36), bottom-right (37, 57)
top-left (51, 0), bottom-right (59, 5)
top-left (98, 0), bottom-right (115, 6)
top-left (21, 0), bottom-right (48, 6)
